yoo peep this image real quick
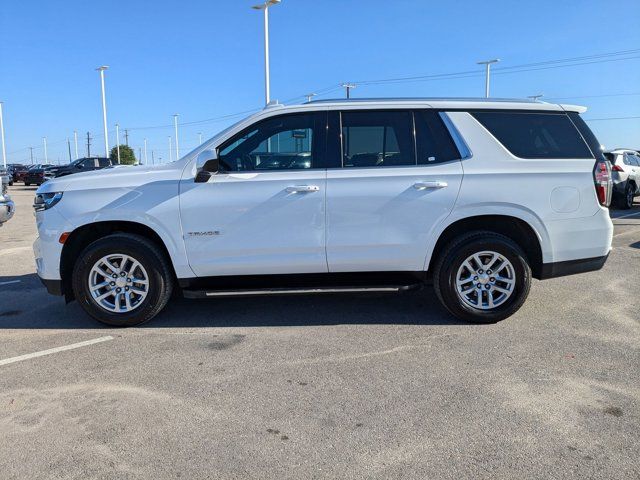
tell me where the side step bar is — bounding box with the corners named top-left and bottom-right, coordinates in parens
top-left (182, 284), bottom-right (421, 299)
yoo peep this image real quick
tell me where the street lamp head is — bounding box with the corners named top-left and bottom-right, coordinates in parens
top-left (252, 0), bottom-right (280, 9)
top-left (477, 59), bottom-right (500, 65)
top-left (96, 65), bottom-right (109, 71)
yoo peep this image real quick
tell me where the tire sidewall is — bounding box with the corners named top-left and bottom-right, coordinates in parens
top-left (72, 236), bottom-right (169, 327)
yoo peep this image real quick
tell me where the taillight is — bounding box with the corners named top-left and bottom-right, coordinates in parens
top-left (612, 164), bottom-right (624, 172)
top-left (594, 160), bottom-right (612, 207)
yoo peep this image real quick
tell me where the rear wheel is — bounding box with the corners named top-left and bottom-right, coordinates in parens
top-left (620, 183), bottom-right (635, 209)
top-left (72, 233), bottom-right (174, 326)
top-left (433, 231), bottom-right (531, 323)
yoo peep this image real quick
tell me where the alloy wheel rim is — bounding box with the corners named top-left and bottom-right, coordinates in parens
top-left (455, 250), bottom-right (516, 310)
top-left (88, 254), bottom-right (149, 313)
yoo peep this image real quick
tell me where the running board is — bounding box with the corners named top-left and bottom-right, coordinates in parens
top-left (182, 284), bottom-right (421, 299)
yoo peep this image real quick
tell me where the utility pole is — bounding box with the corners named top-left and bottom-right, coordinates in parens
top-left (138, 147), bottom-right (142, 163)
top-left (198, 132), bottom-right (203, 145)
top-left (341, 83), bottom-right (356, 99)
top-left (115, 123), bottom-right (121, 163)
top-left (0, 102), bottom-right (7, 169)
top-left (86, 132), bottom-right (92, 157)
top-left (173, 114), bottom-right (180, 159)
top-left (73, 130), bottom-right (79, 159)
top-left (477, 59), bottom-right (500, 98)
top-left (305, 93), bottom-right (316, 103)
top-left (152, 150), bottom-right (155, 165)
top-left (168, 136), bottom-right (173, 162)
top-left (251, 0), bottom-right (281, 106)
top-left (144, 138), bottom-right (148, 164)
top-left (67, 138), bottom-right (72, 162)
top-left (527, 94), bottom-right (543, 102)
top-left (29, 147), bottom-right (34, 164)
top-left (43, 137), bottom-right (48, 163)
top-left (124, 129), bottom-right (129, 146)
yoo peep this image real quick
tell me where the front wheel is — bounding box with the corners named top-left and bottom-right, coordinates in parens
top-left (72, 233), bottom-right (174, 326)
top-left (433, 231), bottom-right (531, 323)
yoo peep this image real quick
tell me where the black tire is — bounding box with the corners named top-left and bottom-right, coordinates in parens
top-left (72, 233), bottom-right (174, 327)
top-left (619, 183), bottom-right (634, 210)
top-left (24, 182), bottom-right (30, 186)
top-left (433, 231), bottom-right (532, 324)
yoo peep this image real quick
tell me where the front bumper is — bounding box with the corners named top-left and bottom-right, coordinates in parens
top-left (0, 195), bottom-right (15, 225)
top-left (39, 276), bottom-right (64, 296)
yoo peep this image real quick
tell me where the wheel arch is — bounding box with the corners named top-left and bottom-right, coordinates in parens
top-left (60, 221), bottom-right (178, 301)
top-left (426, 214), bottom-right (545, 279)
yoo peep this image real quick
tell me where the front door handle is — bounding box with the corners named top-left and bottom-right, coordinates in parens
top-left (286, 185), bottom-right (320, 193)
top-left (413, 181), bottom-right (448, 190)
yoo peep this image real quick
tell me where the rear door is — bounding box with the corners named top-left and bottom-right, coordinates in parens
top-left (325, 109), bottom-right (464, 272)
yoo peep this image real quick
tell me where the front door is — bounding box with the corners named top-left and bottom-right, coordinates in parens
top-left (180, 112), bottom-right (329, 277)
top-left (326, 109), bottom-right (464, 272)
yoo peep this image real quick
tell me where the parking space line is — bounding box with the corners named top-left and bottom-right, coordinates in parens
top-left (611, 211), bottom-right (640, 220)
top-left (0, 336), bottom-right (114, 367)
top-left (0, 280), bottom-right (21, 286)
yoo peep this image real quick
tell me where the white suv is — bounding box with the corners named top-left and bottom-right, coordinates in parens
top-left (33, 98), bottom-right (614, 326)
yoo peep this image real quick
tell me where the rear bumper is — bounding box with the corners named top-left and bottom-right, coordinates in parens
top-left (538, 254), bottom-right (609, 280)
top-left (39, 276), bottom-right (64, 296)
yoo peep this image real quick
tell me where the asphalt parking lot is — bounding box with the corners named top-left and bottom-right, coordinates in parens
top-left (0, 185), bottom-right (638, 479)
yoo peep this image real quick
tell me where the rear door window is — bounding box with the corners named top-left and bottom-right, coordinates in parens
top-left (471, 111), bottom-right (593, 159)
top-left (341, 111), bottom-right (415, 167)
top-left (414, 110), bottom-right (461, 164)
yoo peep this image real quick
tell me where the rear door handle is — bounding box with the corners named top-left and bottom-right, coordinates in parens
top-left (286, 185), bottom-right (320, 193)
top-left (413, 181), bottom-right (448, 190)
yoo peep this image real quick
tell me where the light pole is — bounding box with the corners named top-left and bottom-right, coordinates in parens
top-left (0, 102), bottom-right (7, 169)
top-left (168, 136), bottom-right (173, 162)
top-left (173, 114), bottom-right (180, 159)
top-left (198, 132), bottom-right (203, 145)
top-left (43, 137), bottom-right (48, 163)
top-left (96, 66), bottom-right (110, 157)
top-left (115, 123), bottom-right (121, 163)
top-left (305, 93), bottom-right (316, 103)
top-left (73, 130), bottom-right (79, 159)
top-left (144, 138), bottom-right (148, 164)
top-left (251, 0), bottom-right (281, 106)
top-left (528, 94), bottom-right (543, 102)
top-left (477, 59), bottom-right (500, 98)
top-left (29, 147), bottom-right (34, 164)
top-left (341, 83), bottom-right (356, 99)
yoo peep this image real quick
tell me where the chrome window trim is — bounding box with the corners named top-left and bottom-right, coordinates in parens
top-left (439, 112), bottom-right (473, 160)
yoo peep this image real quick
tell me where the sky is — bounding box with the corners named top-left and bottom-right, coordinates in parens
top-left (1, 0), bottom-right (639, 165)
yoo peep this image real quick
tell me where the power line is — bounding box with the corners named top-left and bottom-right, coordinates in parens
top-left (584, 116), bottom-right (640, 122)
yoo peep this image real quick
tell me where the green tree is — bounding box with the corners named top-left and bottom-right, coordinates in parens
top-left (109, 144), bottom-right (137, 165)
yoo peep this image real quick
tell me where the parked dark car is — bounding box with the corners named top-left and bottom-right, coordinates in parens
top-left (6, 164), bottom-right (26, 185)
top-left (12, 164), bottom-right (31, 184)
top-left (24, 164), bottom-right (54, 186)
top-left (45, 157), bottom-right (115, 179)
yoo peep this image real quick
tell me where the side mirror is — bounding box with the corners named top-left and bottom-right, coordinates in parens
top-left (195, 149), bottom-right (219, 183)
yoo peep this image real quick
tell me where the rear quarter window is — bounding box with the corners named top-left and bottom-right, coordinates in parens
top-left (471, 111), bottom-right (593, 159)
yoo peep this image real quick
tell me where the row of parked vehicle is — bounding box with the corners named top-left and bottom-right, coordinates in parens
top-left (605, 149), bottom-right (640, 209)
top-left (5, 157), bottom-right (116, 186)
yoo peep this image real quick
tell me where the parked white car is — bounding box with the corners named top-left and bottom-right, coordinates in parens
top-left (0, 167), bottom-right (15, 226)
top-left (33, 98), bottom-right (613, 326)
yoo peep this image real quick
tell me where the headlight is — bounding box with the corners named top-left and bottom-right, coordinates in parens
top-left (33, 192), bottom-right (63, 211)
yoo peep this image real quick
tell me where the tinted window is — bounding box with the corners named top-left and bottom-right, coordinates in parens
top-left (98, 158), bottom-right (111, 167)
top-left (628, 154), bottom-right (640, 167)
top-left (567, 112), bottom-right (605, 162)
top-left (341, 111), bottom-right (415, 167)
top-left (218, 113), bottom-right (320, 171)
top-left (472, 111), bottom-right (593, 159)
top-left (623, 154), bottom-right (632, 166)
top-left (415, 110), bottom-right (461, 164)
